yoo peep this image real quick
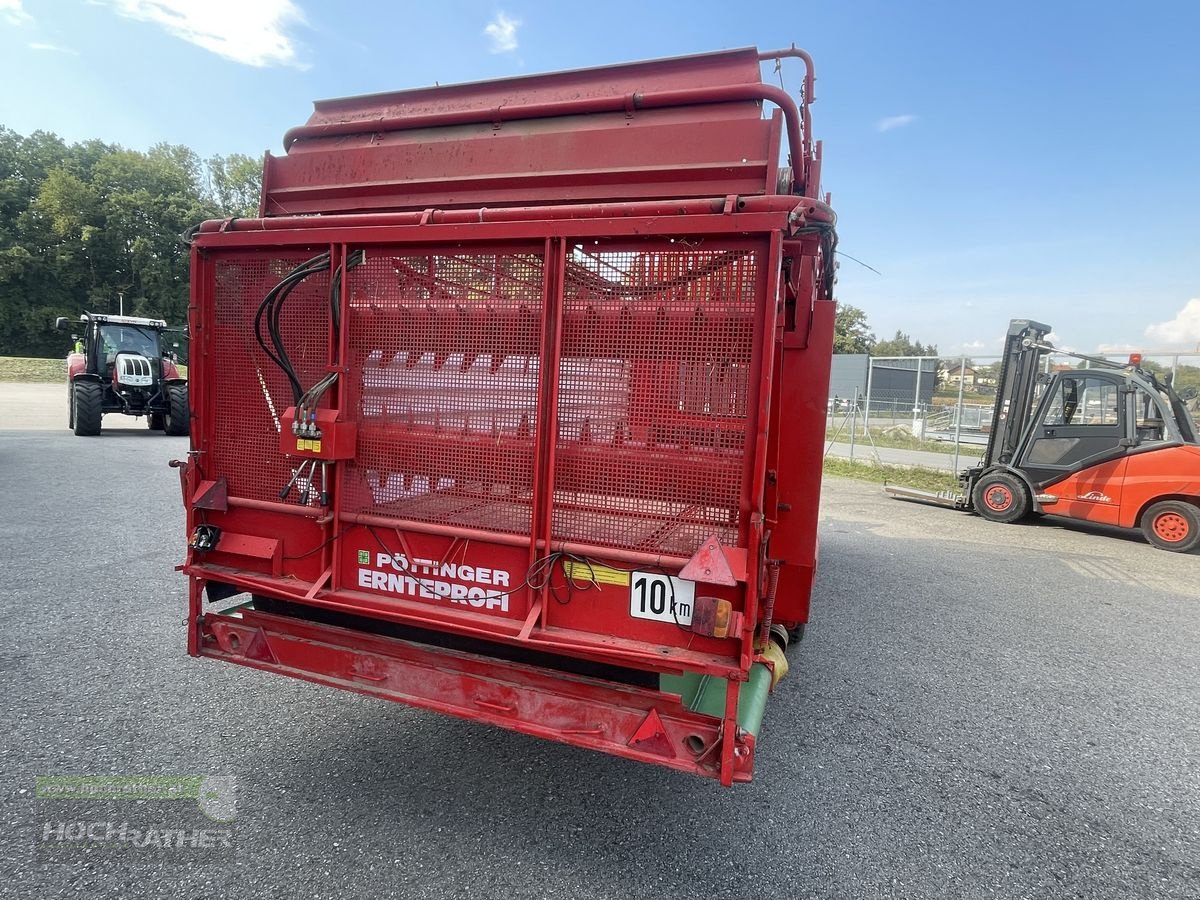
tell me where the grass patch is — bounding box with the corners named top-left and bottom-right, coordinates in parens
top-left (0, 356), bottom-right (185, 381)
top-left (823, 456), bottom-right (962, 494)
top-left (0, 357), bottom-right (64, 383)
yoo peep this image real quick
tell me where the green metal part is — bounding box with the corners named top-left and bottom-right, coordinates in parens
top-left (660, 662), bottom-right (773, 736)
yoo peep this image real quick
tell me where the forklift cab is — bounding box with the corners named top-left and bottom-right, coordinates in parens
top-left (1013, 368), bottom-right (1193, 489)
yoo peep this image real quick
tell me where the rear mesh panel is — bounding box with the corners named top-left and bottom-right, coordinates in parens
top-left (342, 250), bottom-right (545, 536)
top-left (553, 247), bottom-right (756, 555)
top-left (209, 243), bottom-right (759, 558)
top-left (212, 253), bottom-right (330, 503)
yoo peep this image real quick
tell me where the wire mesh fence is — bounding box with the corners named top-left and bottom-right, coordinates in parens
top-left (827, 351), bottom-right (1200, 475)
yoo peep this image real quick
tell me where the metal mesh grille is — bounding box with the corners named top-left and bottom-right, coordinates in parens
top-left (343, 250), bottom-right (545, 535)
top-left (211, 254), bottom-right (330, 502)
top-left (553, 246), bottom-right (758, 555)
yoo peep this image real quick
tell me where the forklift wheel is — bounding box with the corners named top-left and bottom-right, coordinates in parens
top-left (1141, 501), bottom-right (1200, 553)
top-left (971, 472), bottom-right (1029, 524)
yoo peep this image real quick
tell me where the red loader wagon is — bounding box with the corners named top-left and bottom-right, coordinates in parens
top-left (178, 45), bottom-right (838, 785)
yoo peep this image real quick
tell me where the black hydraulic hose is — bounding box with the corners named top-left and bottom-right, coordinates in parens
top-left (254, 253), bottom-right (329, 403)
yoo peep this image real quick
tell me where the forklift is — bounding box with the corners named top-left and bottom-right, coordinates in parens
top-left (887, 319), bottom-right (1200, 552)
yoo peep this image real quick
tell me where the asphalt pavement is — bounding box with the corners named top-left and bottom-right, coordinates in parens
top-left (2, 398), bottom-right (1199, 899)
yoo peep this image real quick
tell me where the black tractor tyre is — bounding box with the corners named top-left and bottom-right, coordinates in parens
top-left (72, 381), bottom-right (103, 436)
top-left (67, 383), bottom-right (74, 429)
top-left (971, 471), bottom-right (1030, 524)
top-left (164, 383), bottom-right (189, 436)
top-left (1140, 501), bottom-right (1200, 553)
top-left (148, 412), bottom-right (165, 431)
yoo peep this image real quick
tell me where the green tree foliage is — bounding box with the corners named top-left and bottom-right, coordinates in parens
top-left (872, 329), bottom-right (938, 358)
top-left (1172, 365), bottom-right (1200, 401)
top-left (834, 303), bottom-right (875, 354)
top-left (0, 127), bottom-right (261, 357)
top-left (207, 153), bottom-right (263, 219)
top-left (1141, 359), bottom-right (1200, 402)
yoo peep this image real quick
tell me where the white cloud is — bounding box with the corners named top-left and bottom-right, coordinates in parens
top-left (484, 11), bottom-right (519, 53)
top-left (876, 114), bottom-right (916, 133)
top-left (1, 0), bottom-right (32, 26)
top-left (29, 41), bottom-right (77, 54)
top-left (1096, 342), bottom-right (1139, 354)
top-left (962, 340), bottom-right (985, 352)
top-left (1145, 298), bottom-right (1200, 348)
top-left (108, 0), bottom-right (307, 68)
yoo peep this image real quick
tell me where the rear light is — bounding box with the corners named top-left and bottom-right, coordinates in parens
top-left (690, 596), bottom-right (741, 639)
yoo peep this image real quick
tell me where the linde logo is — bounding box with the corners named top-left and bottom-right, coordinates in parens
top-left (1078, 491), bottom-right (1113, 503)
top-left (357, 552), bottom-right (513, 612)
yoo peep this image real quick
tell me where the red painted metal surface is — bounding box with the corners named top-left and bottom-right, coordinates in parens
top-left (182, 46), bottom-right (837, 785)
top-left (199, 608), bottom-right (757, 781)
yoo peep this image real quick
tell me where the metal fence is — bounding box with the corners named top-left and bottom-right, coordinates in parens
top-left (827, 351), bottom-right (1200, 474)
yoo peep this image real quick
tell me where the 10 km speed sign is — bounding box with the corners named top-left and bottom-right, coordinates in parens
top-left (629, 572), bottom-right (695, 625)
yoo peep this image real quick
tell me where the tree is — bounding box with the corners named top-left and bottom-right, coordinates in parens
top-left (207, 153), bottom-right (262, 219)
top-left (834, 303), bottom-right (875, 354)
top-left (0, 127), bottom-right (259, 357)
top-left (1175, 368), bottom-right (1199, 401)
top-left (872, 330), bottom-right (938, 358)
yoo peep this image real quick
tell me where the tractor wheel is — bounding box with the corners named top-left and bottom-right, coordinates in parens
top-left (164, 384), bottom-right (189, 436)
top-left (1140, 501), bottom-right (1200, 553)
top-left (148, 413), bottom-right (165, 431)
top-left (971, 471), bottom-right (1029, 524)
top-left (72, 381), bottom-right (103, 436)
top-left (67, 383), bottom-right (74, 429)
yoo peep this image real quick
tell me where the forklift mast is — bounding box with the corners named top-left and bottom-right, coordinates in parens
top-left (981, 319), bottom-right (1053, 469)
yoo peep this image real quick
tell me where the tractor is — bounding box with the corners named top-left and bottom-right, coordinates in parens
top-left (56, 312), bottom-right (189, 436)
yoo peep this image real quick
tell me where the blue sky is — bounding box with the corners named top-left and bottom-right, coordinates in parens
top-left (2, 0), bottom-right (1199, 356)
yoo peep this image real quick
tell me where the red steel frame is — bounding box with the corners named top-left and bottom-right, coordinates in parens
top-left (179, 46), bottom-right (836, 785)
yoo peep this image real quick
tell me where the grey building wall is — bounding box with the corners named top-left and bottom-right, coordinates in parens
top-left (828, 355), bottom-right (938, 410)
top-left (829, 354), bottom-right (869, 403)
top-left (868, 358), bottom-right (937, 409)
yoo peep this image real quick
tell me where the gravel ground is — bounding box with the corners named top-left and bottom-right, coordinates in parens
top-left (2, 403), bottom-right (1198, 899)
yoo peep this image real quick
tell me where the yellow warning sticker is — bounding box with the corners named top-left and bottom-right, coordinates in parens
top-left (296, 439), bottom-right (322, 453)
top-left (563, 560), bottom-right (630, 587)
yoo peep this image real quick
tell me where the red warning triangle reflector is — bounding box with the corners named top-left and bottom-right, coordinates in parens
top-left (627, 708), bottom-right (676, 758)
top-left (679, 534), bottom-right (738, 586)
